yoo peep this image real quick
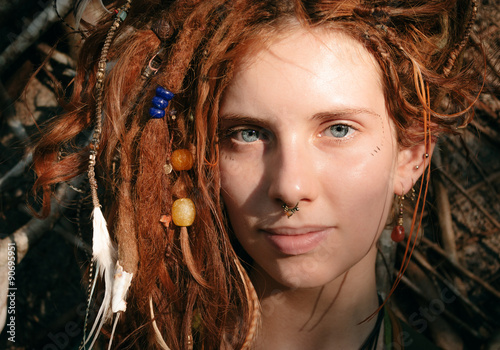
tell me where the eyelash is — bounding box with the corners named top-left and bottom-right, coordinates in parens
top-left (220, 122), bottom-right (356, 145)
top-left (222, 126), bottom-right (269, 143)
top-left (321, 123), bottom-right (356, 139)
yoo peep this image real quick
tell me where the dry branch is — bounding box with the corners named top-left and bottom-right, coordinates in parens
top-left (437, 168), bottom-right (500, 230)
top-left (0, 177), bottom-right (83, 332)
top-left (433, 149), bottom-right (459, 263)
top-left (0, 82), bottom-right (29, 141)
top-left (399, 274), bottom-right (484, 340)
top-left (411, 250), bottom-right (497, 327)
top-left (0, 0), bottom-right (73, 75)
top-left (0, 151), bottom-right (33, 192)
top-left (36, 42), bottom-right (76, 69)
top-left (421, 236), bottom-right (500, 300)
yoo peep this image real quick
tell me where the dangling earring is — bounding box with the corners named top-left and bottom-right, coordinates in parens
top-left (391, 195), bottom-right (405, 243)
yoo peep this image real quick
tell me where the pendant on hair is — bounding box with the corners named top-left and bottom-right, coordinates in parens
top-left (175, 198), bottom-right (208, 288)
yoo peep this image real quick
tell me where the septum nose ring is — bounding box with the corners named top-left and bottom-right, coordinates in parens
top-left (282, 202), bottom-right (300, 218)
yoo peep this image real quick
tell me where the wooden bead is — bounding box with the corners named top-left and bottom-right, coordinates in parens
top-left (391, 225), bottom-right (405, 243)
top-left (172, 198), bottom-right (196, 227)
top-left (171, 149), bottom-right (194, 171)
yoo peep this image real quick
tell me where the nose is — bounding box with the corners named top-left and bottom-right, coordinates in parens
top-left (266, 139), bottom-right (318, 209)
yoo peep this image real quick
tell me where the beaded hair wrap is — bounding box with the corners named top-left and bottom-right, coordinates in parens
top-left (84, 0), bottom-right (133, 349)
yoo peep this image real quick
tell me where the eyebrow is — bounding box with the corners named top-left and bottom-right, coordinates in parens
top-left (312, 108), bottom-right (382, 122)
top-left (220, 107), bottom-right (382, 125)
top-left (219, 114), bottom-right (273, 129)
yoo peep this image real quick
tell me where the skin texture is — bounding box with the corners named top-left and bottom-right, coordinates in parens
top-left (221, 28), bottom-right (395, 288)
top-left (219, 27), bottom-right (427, 349)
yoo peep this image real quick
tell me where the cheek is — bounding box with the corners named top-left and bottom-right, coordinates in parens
top-left (324, 146), bottom-right (396, 227)
top-left (220, 152), bottom-right (255, 213)
top-left (220, 152), bottom-right (244, 201)
top-left (220, 147), bottom-right (267, 199)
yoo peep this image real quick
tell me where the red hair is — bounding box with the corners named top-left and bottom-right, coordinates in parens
top-left (33, 0), bottom-right (479, 348)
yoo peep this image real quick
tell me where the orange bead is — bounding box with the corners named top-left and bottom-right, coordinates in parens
top-left (172, 198), bottom-right (196, 227)
top-left (171, 149), bottom-right (194, 171)
top-left (391, 225), bottom-right (405, 243)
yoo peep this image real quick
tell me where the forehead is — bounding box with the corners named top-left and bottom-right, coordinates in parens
top-left (222, 26), bottom-right (385, 119)
top-left (232, 25), bottom-right (382, 85)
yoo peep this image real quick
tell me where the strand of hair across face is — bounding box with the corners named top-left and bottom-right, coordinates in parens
top-left (389, 64), bottom-right (433, 298)
top-left (360, 60), bottom-right (433, 324)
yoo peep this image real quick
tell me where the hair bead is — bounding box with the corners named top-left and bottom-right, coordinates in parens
top-left (156, 86), bottom-right (174, 101)
top-left (152, 96), bottom-right (170, 109)
top-left (149, 108), bottom-right (166, 118)
top-left (172, 198), bottom-right (196, 227)
top-left (149, 86), bottom-right (174, 119)
top-left (171, 149), bottom-right (194, 171)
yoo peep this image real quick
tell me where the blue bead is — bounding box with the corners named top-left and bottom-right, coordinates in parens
top-left (156, 86), bottom-right (174, 101)
top-left (149, 108), bottom-right (165, 118)
top-left (117, 10), bottom-right (128, 22)
top-left (152, 96), bottom-right (169, 109)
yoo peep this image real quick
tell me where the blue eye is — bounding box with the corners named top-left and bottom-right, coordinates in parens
top-left (240, 129), bottom-right (260, 142)
top-left (329, 124), bottom-right (352, 138)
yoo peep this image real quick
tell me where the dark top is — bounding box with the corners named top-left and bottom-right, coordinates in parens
top-left (384, 307), bottom-right (441, 349)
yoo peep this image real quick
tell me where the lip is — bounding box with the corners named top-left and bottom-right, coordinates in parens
top-left (262, 227), bottom-right (330, 255)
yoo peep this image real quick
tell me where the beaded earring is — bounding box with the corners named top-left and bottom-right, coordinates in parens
top-left (391, 195), bottom-right (405, 243)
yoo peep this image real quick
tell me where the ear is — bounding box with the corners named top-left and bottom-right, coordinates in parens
top-left (393, 141), bottom-right (436, 196)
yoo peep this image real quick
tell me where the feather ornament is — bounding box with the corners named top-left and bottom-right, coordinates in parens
top-left (83, 206), bottom-right (117, 349)
top-left (149, 296), bottom-right (173, 350)
top-left (112, 261), bottom-right (133, 313)
top-left (82, 2), bottom-right (133, 347)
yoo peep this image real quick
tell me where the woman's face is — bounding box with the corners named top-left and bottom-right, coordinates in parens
top-left (219, 27), bottom-right (402, 289)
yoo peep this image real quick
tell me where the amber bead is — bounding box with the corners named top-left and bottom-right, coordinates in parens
top-left (391, 225), bottom-right (405, 243)
top-left (172, 198), bottom-right (196, 227)
top-left (171, 149), bottom-right (194, 171)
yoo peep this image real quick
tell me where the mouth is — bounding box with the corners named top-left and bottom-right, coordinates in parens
top-left (262, 227), bottom-right (330, 255)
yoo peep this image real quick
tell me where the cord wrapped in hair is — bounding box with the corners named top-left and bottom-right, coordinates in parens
top-left (83, 1), bottom-right (134, 348)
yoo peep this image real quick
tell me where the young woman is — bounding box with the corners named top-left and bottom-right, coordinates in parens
top-left (33, 0), bottom-right (478, 348)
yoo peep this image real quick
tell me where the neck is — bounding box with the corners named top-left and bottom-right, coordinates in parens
top-left (251, 248), bottom-right (381, 350)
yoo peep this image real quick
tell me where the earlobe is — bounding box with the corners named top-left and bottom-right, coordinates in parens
top-left (393, 141), bottom-right (435, 195)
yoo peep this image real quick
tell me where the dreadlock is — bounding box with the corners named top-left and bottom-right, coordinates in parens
top-left (33, 0), bottom-right (479, 348)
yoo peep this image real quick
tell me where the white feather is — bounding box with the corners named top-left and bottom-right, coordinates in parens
top-left (83, 206), bottom-right (117, 349)
top-left (112, 261), bottom-right (133, 313)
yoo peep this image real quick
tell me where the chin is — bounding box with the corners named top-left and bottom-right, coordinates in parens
top-left (257, 258), bottom-right (349, 291)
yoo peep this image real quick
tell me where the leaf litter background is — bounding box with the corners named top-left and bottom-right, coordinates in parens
top-left (0, 0), bottom-right (498, 349)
